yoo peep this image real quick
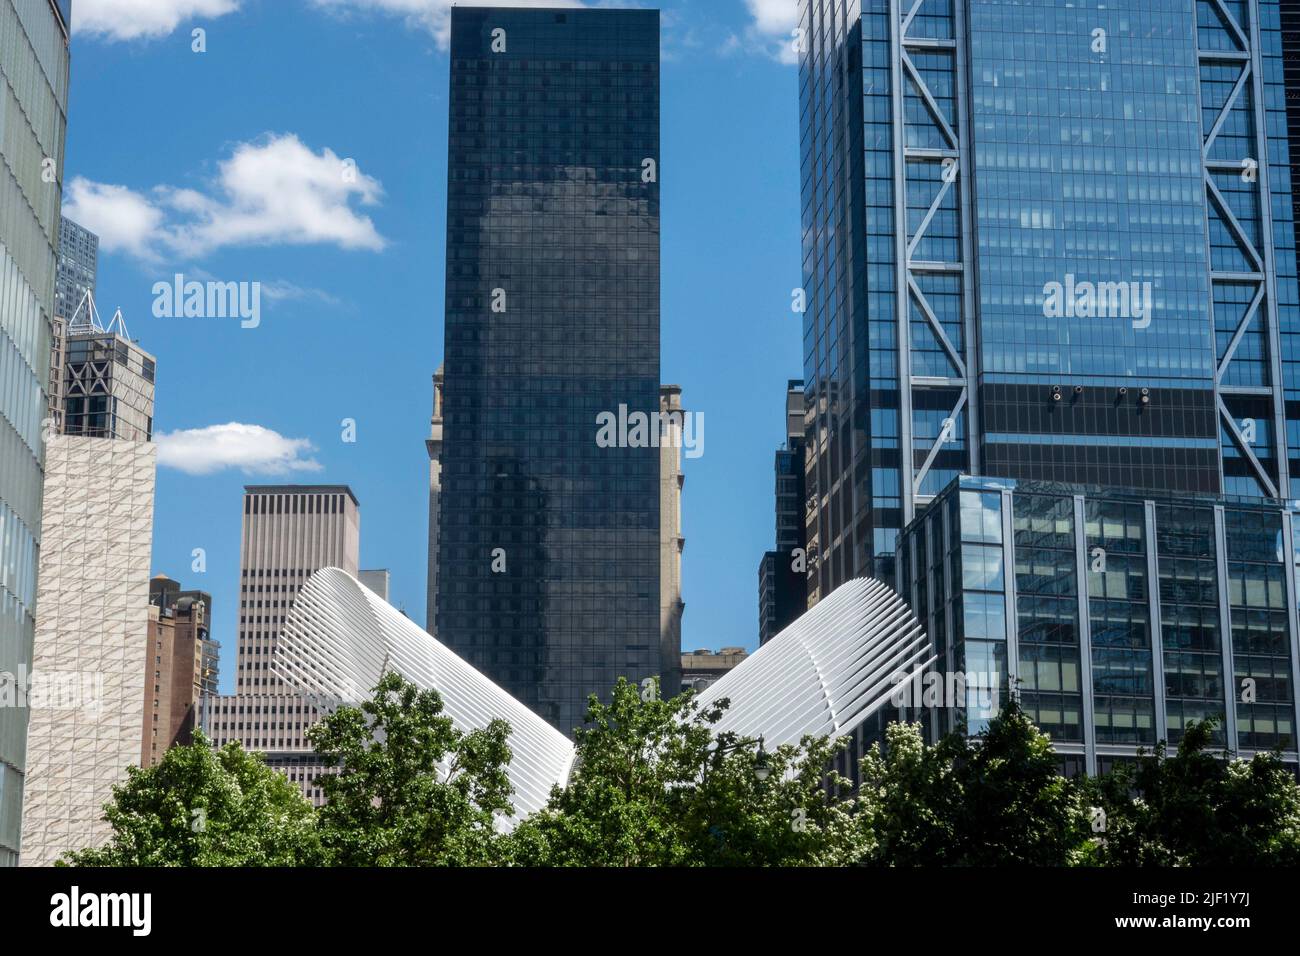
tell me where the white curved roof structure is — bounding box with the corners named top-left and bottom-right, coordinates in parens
top-left (694, 578), bottom-right (934, 747)
top-left (270, 571), bottom-right (929, 824)
top-left (273, 568), bottom-right (576, 822)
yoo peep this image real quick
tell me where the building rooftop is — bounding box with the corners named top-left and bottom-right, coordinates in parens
top-left (244, 485), bottom-right (360, 507)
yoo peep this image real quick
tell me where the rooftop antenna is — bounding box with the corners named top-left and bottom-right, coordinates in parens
top-left (66, 288), bottom-right (101, 333)
top-left (65, 289), bottom-right (130, 340)
top-left (104, 307), bottom-right (130, 340)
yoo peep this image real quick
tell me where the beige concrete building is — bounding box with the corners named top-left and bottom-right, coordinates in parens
top-left (20, 300), bottom-right (160, 865)
top-left (681, 647), bottom-right (749, 695)
top-left (659, 385), bottom-right (687, 698)
top-left (20, 436), bottom-right (156, 866)
top-left (234, 486), bottom-right (360, 693)
top-left (200, 694), bottom-right (329, 802)
top-left (358, 569), bottom-right (390, 602)
top-left (202, 485), bottom-right (361, 804)
top-left (426, 366), bottom-right (444, 635)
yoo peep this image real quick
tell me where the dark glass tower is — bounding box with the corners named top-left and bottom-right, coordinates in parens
top-left (899, 476), bottom-right (1300, 773)
top-left (437, 7), bottom-right (661, 735)
top-left (759, 381), bottom-right (809, 644)
top-left (799, 0), bottom-right (1299, 599)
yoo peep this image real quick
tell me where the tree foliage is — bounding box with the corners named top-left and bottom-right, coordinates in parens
top-left (506, 677), bottom-right (864, 866)
top-left (858, 699), bottom-right (1090, 866)
top-left (61, 730), bottom-right (320, 867)
top-left (1085, 718), bottom-right (1300, 866)
top-left (306, 670), bottom-right (514, 866)
top-left (65, 677), bottom-right (1300, 868)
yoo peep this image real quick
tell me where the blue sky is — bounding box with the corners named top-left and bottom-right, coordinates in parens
top-left (64, 0), bottom-right (804, 694)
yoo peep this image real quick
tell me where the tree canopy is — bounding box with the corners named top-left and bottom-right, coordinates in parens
top-left (857, 699), bottom-right (1091, 866)
top-left (62, 729), bottom-right (320, 867)
top-left (307, 669), bottom-right (515, 866)
top-left (65, 676), bottom-right (1300, 868)
top-left (505, 677), bottom-right (865, 866)
top-left (1085, 718), bottom-right (1300, 866)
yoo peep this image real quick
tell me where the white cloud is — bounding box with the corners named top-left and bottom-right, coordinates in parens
top-left (73, 0), bottom-right (241, 41)
top-left (747, 0), bottom-right (797, 36)
top-left (63, 178), bottom-right (165, 259)
top-left (258, 279), bottom-right (342, 307)
top-left (162, 134), bottom-right (386, 256)
top-left (65, 134), bottom-right (386, 262)
top-left (739, 0), bottom-right (800, 65)
top-left (156, 423), bottom-right (323, 476)
top-left (307, 0), bottom-right (585, 49)
top-left (72, 0), bottom-right (602, 47)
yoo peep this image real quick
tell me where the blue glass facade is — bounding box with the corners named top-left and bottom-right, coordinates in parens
top-left (437, 8), bottom-right (661, 736)
top-left (971, 1), bottom-right (1211, 382)
top-left (0, 0), bottom-right (70, 866)
top-left (798, 0), bottom-right (1300, 605)
top-left (899, 475), bottom-right (1300, 770)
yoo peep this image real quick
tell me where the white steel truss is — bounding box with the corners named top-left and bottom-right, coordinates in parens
top-left (1199, 0), bottom-right (1290, 498)
top-left (66, 288), bottom-right (130, 339)
top-left (892, 0), bottom-right (977, 522)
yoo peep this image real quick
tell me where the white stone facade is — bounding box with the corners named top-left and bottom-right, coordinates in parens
top-left (19, 436), bottom-right (156, 866)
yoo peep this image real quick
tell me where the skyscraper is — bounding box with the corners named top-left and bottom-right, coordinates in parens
top-left (436, 7), bottom-right (662, 735)
top-left (1283, 0), bottom-right (1300, 271)
top-left (202, 485), bottom-right (361, 804)
top-left (0, 0), bottom-right (72, 868)
top-left (234, 486), bottom-right (360, 694)
top-left (759, 381), bottom-right (808, 644)
top-left (899, 475), bottom-right (1300, 775)
top-left (47, 218), bottom-right (100, 433)
top-left (54, 217), bottom-right (97, 323)
top-left (358, 568), bottom-right (391, 603)
top-left (20, 237), bottom-right (158, 867)
top-left (680, 647), bottom-right (749, 695)
top-left (60, 303), bottom-right (156, 441)
top-left (144, 575), bottom-right (217, 767)
top-left (20, 435), bottom-right (155, 866)
top-left (149, 574), bottom-right (219, 697)
top-left (798, 0), bottom-right (1297, 597)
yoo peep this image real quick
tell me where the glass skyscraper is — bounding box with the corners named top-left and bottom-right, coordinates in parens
top-left (54, 216), bottom-right (96, 322)
top-left (0, 0), bottom-right (71, 867)
top-left (798, 0), bottom-right (1299, 598)
top-left (899, 475), bottom-right (1300, 775)
top-left (436, 7), bottom-right (662, 735)
top-left (759, 381), bottom-right (809, 644)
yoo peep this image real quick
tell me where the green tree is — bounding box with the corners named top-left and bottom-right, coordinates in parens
top-left (306, 670), bottom-right (514, 866)
top-left (955, 697), bottom-right (1091, 865)
top-left (858, 699), bottom-right (1090, 866)
top-left (857, 721), bottom-right (963, 866)
top-left (687, 730), bottom-right (866, 866)
top-left (507, 677), bottom-right (864, 866)
top-left (62, 730), bottom-right (320, 867)
top-left (1087, 718), bottom-right (1300, 866)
